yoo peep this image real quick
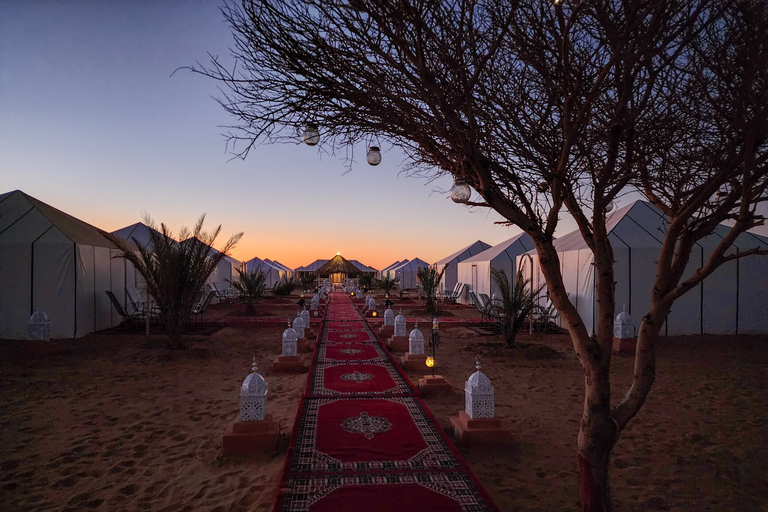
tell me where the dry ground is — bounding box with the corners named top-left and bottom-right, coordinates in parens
top-left (1, 295), bottom-right (766, 511)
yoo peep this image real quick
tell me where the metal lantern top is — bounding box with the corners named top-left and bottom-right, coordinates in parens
top-left (384, 308), bottom-right (395, 326)
top-left (614, 305), bottom-right (634, 338)
top-left (465, 357), bottom-right (493, 395)
top-left (367, 146), bottom-right (382, 166)
top-left (29, 310), bottom-right (50, 323)
top-left (300, 308), bottom-right (311, 325)
top-left (282, 323), bottom-right (298, 343)
top-left (409, 324), bottom-right (424, 343)
top-left (293, 313), bottom-right (305, 329)
top-left (303, 123), bottom-right (320, 146)
top-left (450, 178), bottom-right (471, 203)
top-left (241, 357), bottom-right (268, 397)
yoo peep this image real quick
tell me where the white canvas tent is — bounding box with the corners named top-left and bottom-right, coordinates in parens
top-left (245, 257), bottom-right (284, 288)
top-left (392, 258), bottom-right (431, 290)
top-left (266, 259), bottom-right (293, 279)
top-left (456, 233), bottom-right (535, 303)
top-left (516, 200), bottom-right (768, 336)
top-left (434, 240), bottom-right (492, 294)
top-left (0, 190), bottom-right (133, 339)
top-left (379, 260), bottom-right (405, 279)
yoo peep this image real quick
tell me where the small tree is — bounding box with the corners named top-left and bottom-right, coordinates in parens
top-left (107, 214), bottom-right (242, 350)
top-left (272, 274), bottom-right (296, 296)
top-left (374, 276), bottom-right (399, 295)
top-left (416, 264), bottom-right (447, 315)
top-left (358, 273), bottom-right (374, 291)
top-left (228, 267), bottom-right (266, 314)
top-left (491, 268), bottom-right (544, 347)
top-left (299, 272), bottom-right (317, 291)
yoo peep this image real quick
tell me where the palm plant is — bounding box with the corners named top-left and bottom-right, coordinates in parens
top-left (228, 267), bottom-right (266, 314)
top-left (272, 274), bottom-right (297, 296)
top-left (107, 214), bottom-right (242, 350)
top-left (374, 275), bottom-right (399, 295)
top-left (491, 268), bottom-right (544, 348)
top-left (416, 264), bottom-right (447, 315)
top-left (299, 272), bottom-right (317, 291)
top-left (358, 273), bottom-right (374, 291)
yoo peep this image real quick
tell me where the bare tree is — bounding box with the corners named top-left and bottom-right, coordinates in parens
top-left (189, 1), bottom-right (768, 509)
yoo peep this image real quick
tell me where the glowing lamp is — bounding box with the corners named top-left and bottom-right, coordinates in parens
top-left (426, 356), bottom-right (435, 368)
top-left (449, 178), bottom-right (471, 203)
top-left (303, 123), bottom-right (320, 146)
top-left (350, 292), bottom-right (355, 297)
top-left (372, 311), bottom-right (377, 317)
top-left (367, 146), bottom-right (382, 166)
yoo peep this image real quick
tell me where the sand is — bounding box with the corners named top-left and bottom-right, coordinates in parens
top-left (1, 296), bottom-right (767, 511)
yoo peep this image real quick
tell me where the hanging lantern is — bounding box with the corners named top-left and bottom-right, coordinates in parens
top-left (425, 356), bottom-right (435, 368)
top-left (302, 123), bottom-right (320, 146)
top-left (449, 178), bottom-right (471, 203)
top-left (432, 317), bottom-right (439, 331)
top-left (367, 146), bottom-right (382, 166)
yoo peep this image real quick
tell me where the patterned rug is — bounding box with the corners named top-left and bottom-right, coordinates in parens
top-left (272, 292), bottom-right (498, 512)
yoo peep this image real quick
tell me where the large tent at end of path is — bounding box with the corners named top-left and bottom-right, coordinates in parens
top-left (0, 190), bottom-right (139, 339)
top-left (516, 200), bottom-right (768, 336)
top-left (314, 254), bottom-right (376, 285)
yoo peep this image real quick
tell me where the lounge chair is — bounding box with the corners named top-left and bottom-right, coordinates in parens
top-left (106, 290), bottom-right (145, 325)
top-left (532, 298), bottom-right (561, 332)
top-left (191, 291), bottom-right (216, 323)
top-left (443, 282), bottom-right (465, 304)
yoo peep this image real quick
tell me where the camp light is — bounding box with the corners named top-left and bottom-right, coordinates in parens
top-left (372, 311), bottom-right (377, 317)
top-left (367, 146), bottom-right (381, 166)
top-left (449, 178), bottom-right (471, 203)
top-left (303, 123), bottom-right (320, 146)
top-left (426, 356), bottom-right (435, 368)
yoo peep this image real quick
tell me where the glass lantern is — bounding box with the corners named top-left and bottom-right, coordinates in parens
top-left (367, 146), bottom-right (382, 166)
top-left (449, 178), bottom-right (471, 203)
top-left (303, 123), bottom-right (320, 146)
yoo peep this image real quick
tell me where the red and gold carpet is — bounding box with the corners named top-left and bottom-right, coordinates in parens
top-left (272, 292), bottom-right (498, 512)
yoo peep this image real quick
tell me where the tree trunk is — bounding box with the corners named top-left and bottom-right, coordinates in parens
top-left (578, 450), bottom-right (613, 512)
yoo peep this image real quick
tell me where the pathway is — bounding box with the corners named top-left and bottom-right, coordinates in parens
top-left (272, 291), bottom-right (499, 511)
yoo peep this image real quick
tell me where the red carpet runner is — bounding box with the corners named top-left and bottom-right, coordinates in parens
top-left (272, 292), bottom-right (499, 511)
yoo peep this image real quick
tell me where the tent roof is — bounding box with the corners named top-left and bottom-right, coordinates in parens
top-left (111, 222), bottom-right (161, 249)
top-left (349, 259), bottom-right (377, 273)
top-left (296, 259), bottom-right (329, 271)
top-left (392, 257), bottom-right (431, 271)
top-left (315, 254), bottom-right (362, 275)
top-left (271, 259), bottom-right (293, 272)
top-left (462, 233), bottom-right (535, 263)
top-left (434, 240), bottom-right (492, 266)
top-left (381, 260), bottom-right (405, 272)
top-left (0, 189), bottom-right (119, 248)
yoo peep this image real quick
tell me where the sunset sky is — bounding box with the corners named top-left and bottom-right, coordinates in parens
top-left (1, 1), bottom-right (535, 270)
top-left (6, 2), bottom-right (761, 270)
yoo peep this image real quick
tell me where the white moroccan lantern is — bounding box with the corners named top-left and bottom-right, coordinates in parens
top-left (449, 178), bottom-right (471, 204)
top-left (384, 308), bottom-right (394, 326)
top-left (394, 310), bottom-right (406, 337)
top-left (303, 123), bottom-right (320, 146)
top-left (300, 308), bottom-right (311, 331)
top-left (282, 322), bottom-right (298, 357)
top-left (408, 324), bottom-right (424, 355)
top-left (240, 357), bottom-right (267, 421)
top-left (367, 146), bottom-right (381, 166)
top-left (465, 357), bottom-right (495, 419)
top-left (27, 310), bottom-right (50, 341)
top-left (613, 305), bottom-right (634, 338)
top-left (292, 313), bottom-right (305, 339)
top-left (310, 295), bottom-right (319, 311)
